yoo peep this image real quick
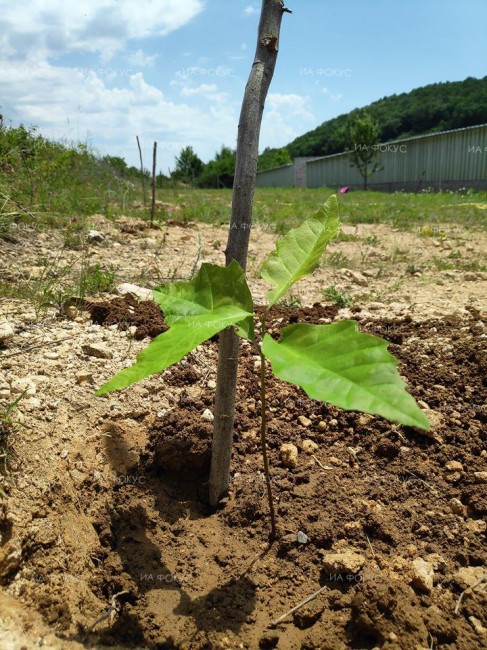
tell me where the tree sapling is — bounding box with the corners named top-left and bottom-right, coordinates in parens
top-left (96, 194), bottom-right (429, 539)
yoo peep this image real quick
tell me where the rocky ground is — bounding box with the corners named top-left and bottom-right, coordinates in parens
top-left (0, 214), bottom-right (486, 649)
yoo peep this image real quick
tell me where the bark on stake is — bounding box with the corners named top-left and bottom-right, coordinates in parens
top-left (209, 0), bottom-right (292, 506)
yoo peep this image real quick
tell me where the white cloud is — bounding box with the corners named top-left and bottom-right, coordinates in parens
top-left (243, 6), bottom-right (258, 16)
top-left (261, 93), bottom-right (316, 147)
top-left (126, 49), bottom-right (158, 68)
top-left (0, 60), bottom-right (237, 170)
top-left (322, 86), bottom-right (343, 102)
top-left (0, 0), bottom-right (205, 61)
top-left (180, 83), bottom-right (219, 97)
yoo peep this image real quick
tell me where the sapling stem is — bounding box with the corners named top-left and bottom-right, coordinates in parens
top-left (259, 313), bottom-right (277, 541)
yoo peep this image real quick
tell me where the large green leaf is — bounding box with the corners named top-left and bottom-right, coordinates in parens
top-left (260, 195), bottom-right (339, 307)
top-left (153, 260), bottom-right (254, 340)
top-left (262, 321), bottom-right (430, 430)
top-left (96, 262), bottom-right (254, 395)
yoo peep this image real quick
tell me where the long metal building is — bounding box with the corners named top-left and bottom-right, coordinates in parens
top-left (256, 124), bottom-right (487, 191)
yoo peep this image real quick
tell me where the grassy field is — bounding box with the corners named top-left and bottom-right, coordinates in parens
top-left (162, 187), bottom-right (487, 233)
top-left (1, 121), bottom-right (485, 237)
top-left (1, 121), bottom-right (486, 314)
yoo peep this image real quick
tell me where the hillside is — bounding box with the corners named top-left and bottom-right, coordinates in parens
top-left (286, 76), bottom-right (487, 158)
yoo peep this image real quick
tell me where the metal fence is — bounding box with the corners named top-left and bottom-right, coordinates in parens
top-left (256, 124), bottom-right (487, 191)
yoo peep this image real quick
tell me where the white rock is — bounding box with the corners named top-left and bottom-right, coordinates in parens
top-left (473, 471), bottom-right (487, 484)
top-left (342, 269), bottom-right (368, 287)
top-left (0, 322), bottom-right (15, 342)
top-left (76, 371), bottom-right (94, 384)
top-left (302, 439), bottom-right (319, 454)
top-left (298, 415), bottom-right (312, 427)
top-left (82, 343), bottom-right (113, 359)
top-left (466, 519), bottom-right (486, 535)
top-left (116, 283), bottom-right (152, 300)
top-left (0, 541), bottom-right (22, 581)
top-left (44, 351), bottom-right (59, 360)
top-left (280, 443), bottom-right (298, 469)
top-left (322, 550), bottom-right (365, 575)
top-left (23, 397), bottom-right (41, 411)
top-left (411, 558), bottom-right (434, 593)
top-left (445, 460), bottom-right (463, 472)
top-left (297, 531), bottom-right (308, 544)
top-left (425, 553), bottom-right (447, 572)
top-left (11, 378), bottom-right (36, 397)
top-left (65, 305), bottom-right (78, 320)
top-left (449, 498), bottom-right (465, 515)
top-left (207, 380), bottom-right (217, 389)
top-left (445, 460), bottom-right (463, 481)
top-left (202, 408), bottom-right (214, 422)
top-left (87, 229), bottom-right (105, 243)
top-left (452, 566), bottom-right (486, 590)
top-left (468, 616), bottom-right (486, 636)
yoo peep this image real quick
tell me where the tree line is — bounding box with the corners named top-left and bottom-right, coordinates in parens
top-left (173, 76), bottom-right (486, 187)
top-left (286, 76), bottom-right (487, 158)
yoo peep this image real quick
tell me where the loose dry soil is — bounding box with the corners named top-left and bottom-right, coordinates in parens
top-left (0, 215), bottom-right (486, 650)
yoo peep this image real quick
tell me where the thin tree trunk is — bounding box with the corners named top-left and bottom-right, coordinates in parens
top-left (209, 0), bottom-right (291, 507)
top-left (150, 141), bottom-right (157, 225)
top-left (136, 135), bottom-right (147, 206)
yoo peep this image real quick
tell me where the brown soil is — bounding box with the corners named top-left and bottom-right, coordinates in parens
top-left (1, 217), bottom-right (486, 650)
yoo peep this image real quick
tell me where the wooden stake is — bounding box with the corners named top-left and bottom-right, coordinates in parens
top-left (209, 0), bottom-right (292, 508)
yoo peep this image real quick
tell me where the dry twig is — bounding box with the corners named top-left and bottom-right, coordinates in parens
top-left (270, 584), bottom-right (327, 628)
top-left (84, 590), bottom-right (130, 638)
top-left (454, 574), bottom-right (487, 615)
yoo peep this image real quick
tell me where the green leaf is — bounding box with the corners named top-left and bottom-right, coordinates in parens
top-left (262, 321), bottom-right (430, 430)
top-left (96, 262), bottom-right (254, 395)
top-left (260, 195), bottom-right (339, 307)
top-left (153, 260), bottom-right (254, 340)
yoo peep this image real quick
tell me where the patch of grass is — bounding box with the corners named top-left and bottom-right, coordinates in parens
top-left (364, 234), bottom-right (380, 245)
top-left (323, 285), bottom-right (354, 308)
top-left (335, 229), bottom-right (359, 243)
top-left (0, 392), bottom-right (27, 492)
top-left (433, 255), bottom-right (487, 272)
top-left (0, 122), bottom-right (145, 233)
top-left (0, 251), bottom-right (116, 317)
top-left (326, 251), bottom-right (352, 269)
top-left (154, 187), bottom-right (487, 234)
top-left (390, 247), bottom-right (410, 264)
top-left (277, 293), bottom-right (304, 308)
top-left (405, 263), bottom-right (423, 275)
top-left (79, 263), bottom-right (116, 296)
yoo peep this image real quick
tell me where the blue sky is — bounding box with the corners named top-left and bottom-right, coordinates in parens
top-left (1, 0), bottom-right (486, 172)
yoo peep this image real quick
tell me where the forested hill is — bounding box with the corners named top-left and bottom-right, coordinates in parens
top-left (286, 76), bottom-right (487, 158)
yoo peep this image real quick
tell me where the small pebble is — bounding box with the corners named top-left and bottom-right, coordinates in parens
top-left (280, 443), bottom-right (298, 469)
top-left (297, 531), bottom-right (308, 544)
top-left (202, 408), bottom-right (214, 422)
top-left (301, 439), bottom-right (318, 454)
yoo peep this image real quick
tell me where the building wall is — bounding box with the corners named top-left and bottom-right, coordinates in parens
top-left (256, 124), bottom-right (487, 191)
top-left (255, 163), bottom-right (294, 187)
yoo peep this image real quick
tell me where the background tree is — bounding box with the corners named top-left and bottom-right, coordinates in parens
top-left (347, 112), bottom-right (383, 190)
top-left (258, 146), bottom-right (292, 171)
top-left (198, 145), bottom-right (236, 188)
top-left (286, 76), bottom-right (487, 157)
top-left (174, 145), bottom-right (203, 185)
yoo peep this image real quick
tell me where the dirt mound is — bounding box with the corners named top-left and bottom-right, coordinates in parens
top-left (87, 293), bottom-right (168, 340)
top-left (1, 300), bottom-right (486, 649)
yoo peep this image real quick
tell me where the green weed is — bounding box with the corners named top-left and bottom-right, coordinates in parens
top-left (323, 285), bottom-right (354, 308)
